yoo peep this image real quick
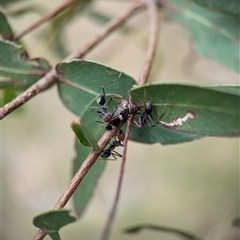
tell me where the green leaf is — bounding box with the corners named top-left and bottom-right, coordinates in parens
top-left (232, 217), bottom-right (240, 228)
top-left (71, 122), bottom-right (99, 150)
top-left (130, 84), bottom-right (240, 138)
top-left (0, 11), bottom-right (14, 40)
top-left (0, 40), bottom-right (52, 89)
top-left (33, 210), bottom-right (77, 236)
top-left (57, 60), bottom-right (136, 117)
top-left (188, 0), bottom-right (240, 19)
top-left (124, 224), bottom-right (202, 240)
top-left (130, 124), bottom-right (202, 145)
top-left (166, 0), bottom-right (240, 73)
top-left (73, 138), bottom-right (105, 216)
top-left (79, 86), bottom-right (202, 145)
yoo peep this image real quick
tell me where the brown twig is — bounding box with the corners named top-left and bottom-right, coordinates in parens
top-left (0, 2), bottom-right (145, 120)
top-left (99, 115), bottom-right (133, 240)
top-left (33, 126), bottom-right (121, 240)
top-left (138, 0), bottom-right (160, 85)
top-left (99, 2), bottom-right (161, 238)
top-left (65, 2), bottom-right (145, 60)
top-left (14, 0), bottom-right (77, 40)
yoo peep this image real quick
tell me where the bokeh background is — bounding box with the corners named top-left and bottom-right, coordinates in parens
top-left (1, 0), bottom-right (239, 240)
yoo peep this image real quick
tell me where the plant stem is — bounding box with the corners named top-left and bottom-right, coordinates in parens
top-left (100, 115), bottom-right (133, 240)
top-left (33, 126), bottom-right (121, 240)
top-left (0, 2), bottom-right (145, 120)
top-left (138, 0), bottom-right (160, 85)
top-left (65, 2), bottom-right (145, 60)
top-left (99, 2), bottom-right (161, 238)
top-left (14, 0), bottom-right (77, 40)
top-left (53, 128), bottom-right (118, 209)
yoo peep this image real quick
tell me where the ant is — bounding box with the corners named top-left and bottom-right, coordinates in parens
top-left (100, 140), bottom-right (124, 160)
top-left (106, 91), bottom-right (142, 129)
top-left (88, 79), bottom-right (131, 130)
top-left (133, 101), bottom-right (156, 128)
top-left (95, 81), bottom-right (115, 124)
top-left (100, 129), bottom-right (125, 160)
top-left (106, 98), bottom-right (130, 129)
top-left (88, 78), bottom-right (159, 131)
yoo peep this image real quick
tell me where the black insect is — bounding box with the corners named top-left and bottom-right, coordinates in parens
top-left (106, 92), bottom-right (142, 130)
top-left (95, 81), bottom-right (114, 124)
top-left (133, 101), bottom-right (156, 128)
top-left (88, 81), bottom-right (131, 130)
top-left (100, 140), bottom-right (124, 160)
top-left (108, 99), bottom-right (130, 128)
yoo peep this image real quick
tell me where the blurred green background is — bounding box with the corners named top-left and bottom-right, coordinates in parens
top-left (1, 0), bottom-right (239, 240)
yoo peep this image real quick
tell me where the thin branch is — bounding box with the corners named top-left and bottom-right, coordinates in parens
top-left (99, 2), bottom-right (161, 238)
top-left (52, 128), bottom-right (118, 209)
top-left (138, 0), bottom-right (160, 85)
top-left (100, 114), bottom-right (133, 240)
top-left (0, 2), bottom-right (145, 120)
top-left (65, 2), bottom-right (145, 60)
top-left (33, 126), bottom-right (121, 240)
top-left (14, 0), bottom-right (77, 40)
